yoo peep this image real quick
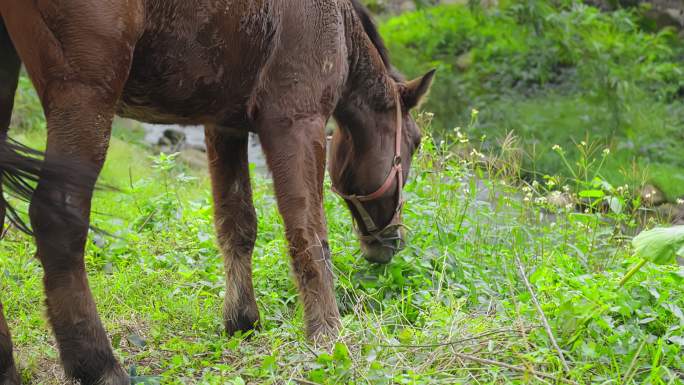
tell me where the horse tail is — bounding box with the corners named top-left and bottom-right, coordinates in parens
top-left (0, 138), bottom-right (110, 237)
top-left (0, 138), bottom-right (43, 234)
top-left (0, 138), bottom-right (46, 235)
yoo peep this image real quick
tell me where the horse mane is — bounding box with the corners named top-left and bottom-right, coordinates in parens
top-left (349, 0), bottom-right (403, 81)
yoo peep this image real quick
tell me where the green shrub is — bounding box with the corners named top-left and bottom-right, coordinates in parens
top-left (381, 1), bottom-right (684, 199)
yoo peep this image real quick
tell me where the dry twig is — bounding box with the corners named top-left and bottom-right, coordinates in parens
top-left (376, 327), bottom-right (536, 349)
top-left (515, 256), bottom-right (571, 374)
top-left (453, 352), bottom-right (579, 385)
top-left (294, 378), bottom-right (321, 385)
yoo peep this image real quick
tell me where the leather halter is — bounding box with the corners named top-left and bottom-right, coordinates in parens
top-left (332, 91), bottom-right (404, 245)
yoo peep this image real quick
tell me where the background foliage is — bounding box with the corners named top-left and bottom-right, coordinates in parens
top-left (379, 0), bottom-right (684, 199)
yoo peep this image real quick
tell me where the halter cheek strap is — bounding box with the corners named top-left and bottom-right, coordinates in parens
top-left (332, 90), bottom-right (404, 243)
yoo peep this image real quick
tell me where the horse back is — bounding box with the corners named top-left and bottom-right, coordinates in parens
top-left (120, 0), bottom-right (347, 128)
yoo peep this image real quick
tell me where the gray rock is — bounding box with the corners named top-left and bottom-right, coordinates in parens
top-left (638, 184), bottom-right (666, 207)
top-left (546, 191), bottom-right (575, 209)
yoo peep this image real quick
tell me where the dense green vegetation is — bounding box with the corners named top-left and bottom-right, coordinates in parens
top-left (2, 1), bottom-right (683, 383)
top-left (380, 0), bottom-right (684, 199)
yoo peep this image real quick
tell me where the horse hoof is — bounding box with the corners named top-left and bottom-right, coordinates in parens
top-left (307, 318), bottom-right (341, 345)
top-left (224, 308), bottom-right (260, 336)
top-left (0, 367), bottom-right (21, 385)
top-left (69, 366), bottom-right (128, 385)
top-left (96, 366), bottom-right (130, 385)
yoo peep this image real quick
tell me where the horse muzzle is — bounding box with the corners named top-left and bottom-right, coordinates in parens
top-left (359, 226), bottom-right (405, 264)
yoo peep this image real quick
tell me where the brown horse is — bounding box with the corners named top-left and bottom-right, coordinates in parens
top-left (0, 0), bottom-right (433, 383)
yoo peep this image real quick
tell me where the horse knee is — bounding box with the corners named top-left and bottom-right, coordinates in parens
top-left (234, 220), bottom-right (257, 256)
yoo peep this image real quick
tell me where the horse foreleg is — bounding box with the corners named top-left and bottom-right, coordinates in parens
top-left (205, 127), bottom-right (260, 335)
top-left (28, 84), bottom-right (127, 385)
top-left (0, 17), bottom-right (22, 385)
top-left (258, 114), bottom-right (341, 342)
top-left (1, 1), bottom-right (141, 382)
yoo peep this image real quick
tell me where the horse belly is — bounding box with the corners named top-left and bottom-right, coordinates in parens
top-left (118, 0), bottom-right (275, 127)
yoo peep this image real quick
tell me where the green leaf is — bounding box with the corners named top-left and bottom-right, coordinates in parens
top-left (333, 342), bottom-right (351, 365)
top-left (131, 376), bottom-right (161, 385)
top-left (605, 196), bottom-right (623, 214)
top-left (632, 225), bottom-right (684, 265)
top-left (317, 353), bottom-right (333, 364)
top-left (127, 333), bottom-right (147, 348)
top-left (261, 354), bottom-right (276, 372)
top-left (390, 265), bottom-right (405, 285)
top-left (579, 189), bottom-right (605, 198)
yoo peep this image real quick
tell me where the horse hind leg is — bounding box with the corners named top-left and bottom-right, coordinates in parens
top-left (0, 17), bottom-right (22, 385)
top-left (0, 302), bottom-right (19, 385)
top-left (204, 127), bottom-right (260, 334)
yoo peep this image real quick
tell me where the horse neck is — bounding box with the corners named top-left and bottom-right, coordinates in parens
top-left (343, 2), bottom-right (393, 97)
top-left (336, 20), bottom-right (394, 145)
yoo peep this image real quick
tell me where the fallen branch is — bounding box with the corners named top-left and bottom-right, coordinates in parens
top-left (622, 338), bottom-right (646, 384)
top-left (376, 327), bottom-right (535, 349)
top-left (516, 256), bottom-right (571, 374)
top-left (0, 222), bottom-right (13, 239)
top-left (294, 378), bottom-right (321, 385)
top-left (453, 352), bottom-right (579, 385)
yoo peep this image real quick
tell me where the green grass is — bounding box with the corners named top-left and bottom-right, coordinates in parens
top-left (1, 126), bottom-right (682, 384)
top-left (483, 92), bottom-right (684, 199)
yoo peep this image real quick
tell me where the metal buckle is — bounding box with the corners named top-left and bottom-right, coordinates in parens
top-left (393, 155), bottom-right (402, 165)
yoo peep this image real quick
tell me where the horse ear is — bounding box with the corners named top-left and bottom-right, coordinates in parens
top-left (400, 69), bottom-right (436, 110)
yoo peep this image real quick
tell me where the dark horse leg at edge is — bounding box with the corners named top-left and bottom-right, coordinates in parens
top-left (0, 0), bottom-right (434, 383)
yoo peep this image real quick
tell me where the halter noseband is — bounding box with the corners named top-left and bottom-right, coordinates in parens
top-left (331, 91), bottom-right (404, 246)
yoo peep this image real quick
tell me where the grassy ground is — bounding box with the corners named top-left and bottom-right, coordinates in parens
top-left (1, 122), bottom-right (682, 384)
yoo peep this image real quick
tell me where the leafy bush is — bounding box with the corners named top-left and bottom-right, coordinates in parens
top-left (381, 1), bottom-right (684, 199)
